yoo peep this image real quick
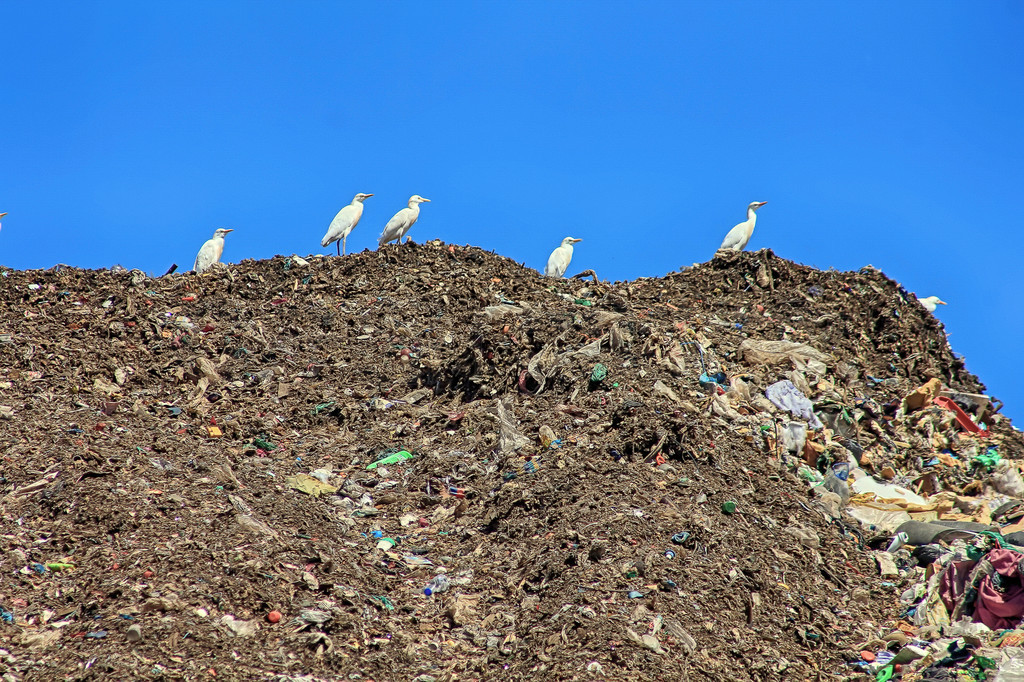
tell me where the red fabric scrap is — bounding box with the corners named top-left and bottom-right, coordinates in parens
top-left (975, 549), bottom-right (1024, 630)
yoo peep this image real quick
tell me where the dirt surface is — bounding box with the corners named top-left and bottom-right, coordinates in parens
top-left (0, 245), bottom-right (1020, 681)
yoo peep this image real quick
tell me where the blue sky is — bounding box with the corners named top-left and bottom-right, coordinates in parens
top-left (2, 1), bottom-right (1023, 424)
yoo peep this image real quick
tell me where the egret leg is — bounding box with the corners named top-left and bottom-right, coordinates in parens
top-left (342, 235), bottom-right (347, 256)
top-left (336, 241), bottom-right (341, 257)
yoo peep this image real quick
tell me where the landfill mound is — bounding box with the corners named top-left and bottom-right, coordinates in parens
top-left (0, 244), bottom-right (1021, 681)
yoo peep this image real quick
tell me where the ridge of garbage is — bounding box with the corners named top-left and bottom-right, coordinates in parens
top-left (0, 244), bottom-right (1021, 681)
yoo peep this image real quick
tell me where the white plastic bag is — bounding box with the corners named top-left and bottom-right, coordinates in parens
top-left (991, 461), bottom-right (1024, 498)
top-left (781, 421), bottom-right (808, 454)
top-left (995, 651), bottom-right (1024, 682)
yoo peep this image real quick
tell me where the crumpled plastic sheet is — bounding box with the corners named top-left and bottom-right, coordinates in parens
top-left (781, 421), bottom-right (807, 454)
top-left (766, 380), bottom-right (823, 429)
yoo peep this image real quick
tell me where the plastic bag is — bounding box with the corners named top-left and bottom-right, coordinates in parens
top-left (823, 470), bottom-right (850, 506)
top-left (738, 339), bottom-right (831, 375)
top-left (727, 376), bottom-right (752, 402)
top-left (781, 421), bottom-right (807, 454)
top-left (995, 653), bottom-right (1024, 682)
top-left (846, 504), bottom-right (912, 533)
top-left (766, 380), bottom-right (823, 429)
top-left (990, 461), bottom-right (1024, 498)
top-left (849, 468), bottom-right (928, 506)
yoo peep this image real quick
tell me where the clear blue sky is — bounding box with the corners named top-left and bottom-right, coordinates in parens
top-left (2, 2), bottom-right (1023, 424)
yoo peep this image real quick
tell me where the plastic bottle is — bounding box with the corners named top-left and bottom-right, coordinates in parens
top-left (424, 574), bottom-right (450, 596)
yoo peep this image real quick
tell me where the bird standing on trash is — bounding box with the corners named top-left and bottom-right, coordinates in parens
top-left (917, 295), bottom-right (947, 313)
top-left (194, 228), bottom-right (234, 273)
top-left (378, 195), bottom-right (430, 248)
top-left (718, 201), bottom-right (767, 251)
top-left (322, 193), bottom-right (372, 256)
top-left (544, 237), bottom-right (582, 278)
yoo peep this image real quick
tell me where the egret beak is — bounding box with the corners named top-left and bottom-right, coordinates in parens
top-left (758, 201), bottom-right (768, 207)
top-left (0, 212), bottom-right (7, 218)
top-left (937, 299), bottom-right (947, 305)
top-left (420, 197), bottom-right (431, 202)
top-left (363, 193), bottom-right (374, 198)
top-left (572, 238), bottom-right (583, 243)
top-left (223, 229), bottom-right (234, 233)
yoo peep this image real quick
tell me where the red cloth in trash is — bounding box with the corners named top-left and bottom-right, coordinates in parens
top-left (975, 549), bottom-right (1024, 630)
top-left (940, 560), bottom-right (977, 615)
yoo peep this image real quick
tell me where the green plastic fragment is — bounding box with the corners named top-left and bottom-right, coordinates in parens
top-left (366, 450), bottom-right (414, 470)
top-left (972, 447), bottom-right (1001, 471)
top-left (45, 562), bottom-right (75, 571)
top-left (371, 595), bottom-right (395, 612)
top-left (253, 437), bottom-right (277, 451)
top-left (975, 654), bottom-right (997, 675)
top-left (590, 363), bottom-right (608, 383)
top-left (574, 299), bottom-right (593, 306)
top-left (797, 465), bottom-right (823, 483)
top-left (313, 401), bottom-right (336, 415)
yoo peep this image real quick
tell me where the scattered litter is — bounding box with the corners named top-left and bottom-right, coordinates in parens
top-left (366, 450), bottom-right (413, 470)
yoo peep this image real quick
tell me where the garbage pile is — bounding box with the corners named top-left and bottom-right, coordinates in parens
top-left (833, 380), bottom-right (1024, 680)
top-left (0, 245), bottom-right (1020, 681)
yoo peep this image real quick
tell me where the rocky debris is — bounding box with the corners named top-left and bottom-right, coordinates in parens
top-left (0, 244), bottom-right (1019, 680)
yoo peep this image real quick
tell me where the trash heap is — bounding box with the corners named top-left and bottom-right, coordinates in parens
top-left (0, 245), bottom-right (1021, 681)
top-left (832, 377), bottom-right (1024, 681)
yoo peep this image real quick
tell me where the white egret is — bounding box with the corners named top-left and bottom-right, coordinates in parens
top-left (378, 195), bottom-right (430, 248)
top-left (718, 201), bottom-right (767, 251)
top-left (544, 237), bottom-right (582, 278)
top-left (917, 295), bottom-right (947, 313)
top-left (194, 228), bottom-right (234, 273)
top-left (322, 193), bottom-right (372, 256)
